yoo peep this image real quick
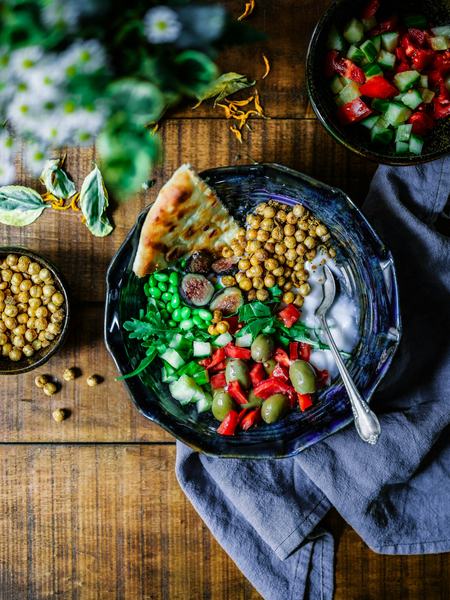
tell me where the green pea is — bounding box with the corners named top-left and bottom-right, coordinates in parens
top-left (148, 275), bottom-right (156, 287)
top-left (180, 319), bottom-right (194, 331)
top-left (168, 286), bottom-right (178, 296)
top-left (166, 303), bottom-right (175, 313)
top-left (161, 310), bottom-right (170, 320)
top-left (158, 281), bottom-right (168, 292)
top-left (181, 307), bottom-right (191, 320)
top-left (154, 272), bottom-right (169, 282)
top-left (172, 308), bottom-right (182, 322)
top-left (171, 295), bottom-right (181, 308)
top-left (149, 285), bottom-right (161, 298)
top-left (162, 292), bottom-right (172, 302)
top-left (196, 308), bottom-right (213, 321)
top-left (169, 272), bottom-right (179, 285)
top-left (168, 320), bottom-right (177, 327)
top-left (193, 315), bottom-right (204, 328)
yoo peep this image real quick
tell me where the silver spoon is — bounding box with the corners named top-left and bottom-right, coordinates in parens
top-left (315, 265), bottom-right (381, 445)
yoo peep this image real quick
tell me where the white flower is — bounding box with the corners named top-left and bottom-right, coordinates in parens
top-left (59, 40), bottom-right (107, 77)
top-left (0, 130), bottom-right (16, 184)
top-left (0, 160), bottom-right (15, 185)
top-left (23, 142), bottom-right (48, 176)
top-left (144, 6), bottom-right (181, 43)
top-left (9, 46), bottom-right (44, 81)
top-left (40, 0), bottom-right (82, 30)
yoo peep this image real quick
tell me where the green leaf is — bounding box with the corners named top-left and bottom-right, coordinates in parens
top-left (0, 185), bottom-right (48, 226)
top-left (107, 79), bottom-right (165, 126)
top-left (39, 158), bottom-right (76, 200)
top-left (79, 165), bottom-right (113, 237)
top-left (194, 72), bottom-right (255, 107)
top-left (116, 347), bottom-right (158, 381)
top-left (174, 50), bottom-right (219, 98)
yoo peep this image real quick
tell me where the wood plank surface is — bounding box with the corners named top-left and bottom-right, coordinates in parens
top-left (0, 445), bottom-right (448, 600)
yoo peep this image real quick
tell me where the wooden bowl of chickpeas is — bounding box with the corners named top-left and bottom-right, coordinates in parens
top-left (0, 247), bottom-right (70, 375)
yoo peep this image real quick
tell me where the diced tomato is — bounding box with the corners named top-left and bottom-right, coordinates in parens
top-left (211, 360), bottom-right (227, 372)
top-left (272, 363), bottom-right (289, 381)
top-left (407, 28), bottom-right (427, 48)
top-left (434, 50), bottom-right (450, 75)
top-left (249, 363), bottom-right (265, 387)
top-left (325, 50), bottom-right (365, 84)
top-left (298, 393), bottom-right (314, 412)
top-left (407, 111), bottom-right (435, 135)
top-left (274, 348), bottom-right (291, 367)
top-left (211, 372), bottom-right (227, 389)
top-left (224, 315), bottom-right (239, 334)
top-left (199, 358), bottom-right (211, 368)
top-left (316, 369), bottom-right (330, 389)
top-left (361, 0), bottom-right (380, 20)
top-left (224, 343), bottom-right (252, 360)
top-left (396, 61), bottom-right (411, 73)
top-left (278, 304), bottom-right (300, 328)
top-left (410, 48), bottom-right (434, 71)
top-left (360, 75), bottom-right (398, 99)
top-left (227, 380), bottom-right (248, 405)
top-left (395, 47), bottom-right (408, 63)
top-left (289, 342), bottom-right (299, 361)
top-left (240, 408), bottom-right (262, 432)
top-left (217, 410), bottom-right (239, 436)
top-left (433, 96), bottom-right (450, 120)
top-left (253, 377), bottom-right (294, 400)
top-left (337, 98), bottom-right (373, 125)
top-left (370, 16), bottom-right (398, 36)
top-left (428, 69), bottom-right (445, 92)
top-left (299, 342), bottom-right (312, 362)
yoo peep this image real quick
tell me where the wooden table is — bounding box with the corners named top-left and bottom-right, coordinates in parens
top-left (1, 1), bottom-right (449, 598)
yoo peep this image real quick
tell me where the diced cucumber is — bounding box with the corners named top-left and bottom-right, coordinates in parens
top-left (371, 118), bottom-right (393, 145)
top-left (371, 35), bottom-right (381, 52)
top-left (161, 363), bottom-right (178, 384)
top-left (327, 25), bottom-right (346, 51)
top-left (404, 14), bottom-right (427, 29)
top-left (330, 75), bottom-right (344, 95)
top-left (431, 25), bottom-right (450, 37)
top-left (381, 32), bottom-right (399, 52)
top-left (384, 102), bottom-right (412, 126)
top-left (192, 368), bottom-right (209, 386)
top-left (393, 93), bottom-right (404, 102)
top-left (169, 333), bottom-right (190, 353)
top-left (360, 39), bottom-right (378, 63)
top-left (343, 18), bottom-right (364, 44)
top-left (430, 36), bottom-right (448, 51)
top-left (401, 89), bottom-right (423, 110)
top-left (338, 81), bottom-right (361, 104)
top-left (420, 88), bottom-right (435, 104)
top-left (361, 114), bottom-right (379, 129)
top-left (169, 375), bottom-right (201, 405)
top-left (395, 141), bottom-right (410, 154)
top-left (362, 16), bottom-right (376, 31)
top-left (193, 341), bottom-right (211, 358)
top-left (363, 63), bottom-right (383, 79)
top-left (212, 332), bottom-right (233, 347)
top-left (160, 348), bottom-right (185, 370)
top-left (378, 50), bottom-right (396, 70)
top-left (235, 332), bottom-right (253, 347)
top-left (409, 134), bottom-right (424, 155)
top-left (372, 98), bottom-right (390, 112)
top-left (395, 124), bottom-right (412, 143)
top-left (420, 75), bottom-right (428, 88)
top-left (347, 44), bottom-right (366, 65)
top-left (393, 70), bottom-right (420, 92)
top-left (196, 393), bottom-right (213, 414)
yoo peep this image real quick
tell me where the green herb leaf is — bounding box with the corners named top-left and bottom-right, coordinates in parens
top-left (39, 158), bottom-right (76, 200)
top-left (238, 302), bottom-right (272, 322)
top-left (79, 165), bottom-right (113, 237)
top-left (0, 185), bottom-right (48, 226)
top-left (116, 347), bottom-right (158, 381)
top-left (193, 72), bottom-right (255, 107)
top-left (107, 79), bottom-right (165, 126)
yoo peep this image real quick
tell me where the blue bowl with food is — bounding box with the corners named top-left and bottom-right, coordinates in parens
top-left (105, 163), bottom-right (401, 458)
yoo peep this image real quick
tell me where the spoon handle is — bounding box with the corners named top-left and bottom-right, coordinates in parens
top-left (320, 315), bottom-right (381, 445)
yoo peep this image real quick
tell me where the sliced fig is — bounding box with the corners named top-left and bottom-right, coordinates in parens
top-left (209, 287), bottom-right (244, 315)
top-left (181, 274), bottom-right (214, 307)
top-left (187, 250), bottom-right (213, 274)
top-left (211, 257), bottom-right (238, 274)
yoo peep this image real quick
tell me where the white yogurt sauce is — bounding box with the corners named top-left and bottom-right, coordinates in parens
top-left (300, 251), bottom-right (360, 380)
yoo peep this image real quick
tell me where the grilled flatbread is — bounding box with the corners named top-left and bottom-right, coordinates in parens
top-left (133, 164), bottom-right (240, 277)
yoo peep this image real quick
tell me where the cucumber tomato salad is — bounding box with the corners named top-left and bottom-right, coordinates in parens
top-left (325, 0), bottom-right (450, 155)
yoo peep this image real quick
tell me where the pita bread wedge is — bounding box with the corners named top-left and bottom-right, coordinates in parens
top-left (133, 164), bottom-right (240, 277)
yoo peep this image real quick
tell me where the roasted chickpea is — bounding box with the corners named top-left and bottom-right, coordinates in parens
top-left (28, 262), bottom-right (40, 276)
top-left (216, 321), bottom-right (229, 334)
top-left (3, 316), bottom-right (17, 330)
top-left (29, 298), bottom-right (41, 310)
top-left (51, 292), bottom-right (64, 306)
top-left (238, 277), bottom-right (252, 292)
top-left (235, 272), bottom-right (245, 283)
top-left (247, 289), bottom-right (257, 301)
top-left (306, 250), bottom-right (317, 261)
top-left (277, 276), bottom-right (286, 287)
top-left (256, 289), bottom-right (269, 301)
top-left (248, 264), bottom-right (263, 278)
top-left (231, 241), bottom-right (245, 256)
top-left (304, 236), bottom-right (317, 250)
top-left (29, 285), bottom-right (42, 298)
top-left (293, 204), bottom-right (306, 218)
top-left (256, 229), bottom-right (270, 242)
top-left (283, 292), bottom-right (295, 304)
top-left (39, 268), bottom-right (51, 282)
top-left (208, 324), bottom-right (218, 336)
top-left (262, 206), bottom-right (275, 219)
top-left (314, 224), bottom-right (327, 237)
top-left (31, 274), bottom-right (43, 285)
top-left (283, 281), bottom-right (293, 292)
top-left (23, 344), bottom-right (34, 358)
top-left (238, 258), bottom-right (251, 271)
top-left (285, 236), bottom-right (296, 249)
top-left (264, 241), bottom-right (275, 254)
top-left (16, 291), bottom-right (29, 304)
top-left (25, 329), bottom-right (37, 342)
top-left (264, 274), bottom-right (276, 288)
top-left (35, 318), bottom-right (48, 331)
top-left (286, 212), bottom-right (298, 225)
top-left (296, 244), bottom-right (307, 256)
top-left (31, 339), bottom-right (42, 351)
top-left (41, 339), bottom-right (51, 349)
top-left (19, 279), bottom-right (32, 292)
top-left (221, 275), bottom-right (236, 287)
top-left (246, 240), bottom-right (261, 254)
top-left (272, 266), bottom-right (284, 278)
top-left (247, 214), bottom-right (261, 228)
top-left (260, 218), bottom-right (274, 232)
top-left (329, 248), bottom-right (337, 258)
top-left (9, 347), bottom-right (22, 361)
top-left (12, 324), bottom-right (26, 336)
top-left (299, 219), bottom-right (309, 231)
top-left (252, 277), bottom-right (264, 290)
top-left (47, 302), bottom-right (57, 313)
top-left (17, 313), bottom-right (28, 324)
top-left (222, 246), bottom-right (233, 258)
top-left (43, 382), bottom-right (58, 396)
top-left (44, 332), bottom-right (56, 341)
top-left (17, 256), bottom-right (30, 272)
top-left (0, 282), bottom-right (7, 290)
top-left (294, 295), bottom-right (304, 308)
top-left (42, 284), bottom-right (56, 298)
top-left (264, 258), bottom-right (278, 271)
top-left (0, 332), bottom-right (7, 345)
top-left (4, 304), bottom-right (18, 318)
top-left (10, 273), bottom-right (23, 287)
top-left (299, 283), bottom-right (311, 297)
top-left (0, 321), bottom-right (5, 333)
top-left (295, 230), bottom-right (306, 243)
top-left (254, 248), bottom-right (268, 262)
top-left (285, 249), bottom-right (297, 262)
top-left (271, 227), bottom-right (283, 241)
top-left (284, 224), bottom-right (295, 237)
top-left (246, 228), bottom-right (257, 240)
top-left (249, 255), bottom-right (261, 267)
top-left (275, 210), bottom-right (287, 223)
top-left (255, 202), bottom-right (267, 215)
top-left (47, 322), bottom-right (61, 336)
top-left (212, 310), bottom-right (222, 323)
top-left (6, 254), bottom-right (18, 268)
top-left (0, 290), bottom-right (3, 303)
top-left (274, 242), bottom-right (286, 255)
top-left (237, 227), bottom-right (246, 239)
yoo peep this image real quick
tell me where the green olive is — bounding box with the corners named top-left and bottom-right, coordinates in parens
top-left (261, 394), bottom-right (290, 424)
top-left (251, 334), bottom-right (275, 363)
top-left (246, 389), bottom-right (263, 407)
top-left (289, 360), bottom-right (317, 394)
top-left (212, 391), bottom-right (236, 421)
top-left (225, 358), bottom-right (250, 389)
top-left (263, 358), bottom-right (277, 376)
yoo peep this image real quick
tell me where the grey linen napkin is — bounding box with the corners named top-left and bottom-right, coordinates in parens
top-left (176, 156), bottom-right (450, 600)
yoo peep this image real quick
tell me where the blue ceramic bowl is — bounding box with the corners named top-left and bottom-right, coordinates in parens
top-left (105, 163), bottom-right (401, 458)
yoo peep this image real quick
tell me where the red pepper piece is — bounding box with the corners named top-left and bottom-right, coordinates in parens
top-left (397, 61), bottom-right (411, 73)
top-left (370, 16), bottom-right (398, 36)
top-left (240, 408), bottom-right (262, 432)
top-left (272, 363), bottom-right (289, 381)
top-left (249, 363), bottom-right (265, 387)
top-left (433, 96), bottom-right (450, 120)
top-left (361, 0), bottom-right (380, 19)
top-left (337, 98), bottom-right (373, 125)
top-left (253, 377), bottom-right (294, 400)
top-left (298, 393), bottom-right (313, 412)
top-left (211, 372), bottom-right (227, 389)
top-left (224, 343), bottom-right (252, 360)
top-left (407, 111), bottom-right (435, 135)
top-left (407, 28), bottom-right (427, 48)
top-left (359, 75), bottom-right (398, 99)
top-left (274, 348), bottom-right (291, 367)
top-left (410, 48), bottom-right (434, 71)
top-left (211, 360), bottom-right (227, 372)
top-left (324, 51), bottom-right (365, 84)
top-left (324, 50), bottom-right (339, 78)
top-left (278, 304), bottom-right (301, 328)
top-left (316, 369), bottom-right (330, 389)
top-left (204, 347), bottom-right (226, 370)
top-left (217, 410), bottom-right (239, 436)
top-left (434, 50), bottom-right (450, 75)
top-left (199, 357), bottom-right (211, 368)
top-left (289, 342), bottom-right (299, 361)
top-left (224, 315), bottom-right (239, 334)
top-left (227, 380), bottom-right (248, 405)
top-left (299, 342), bottom-right (312, 362)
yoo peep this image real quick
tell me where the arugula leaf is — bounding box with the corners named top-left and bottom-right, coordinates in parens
top-left (39, 158), bottom-right (76, 200)
top-left (238, 302), bottom-right (272, 322)
top-left (194, 72), bottom-right (255, 107)
top-left (0, 185), bottom-right (48, 226)
top-left (117, 347), bottom-right (157, 381)
top-left (79, 165), bottom-right (113, 237)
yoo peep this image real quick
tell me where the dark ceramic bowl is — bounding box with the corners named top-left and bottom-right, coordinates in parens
top-left (0, 246), bottom-right (70, 375)
top-left (306, 0), bottom-right (450, 165)
top-left (105, 163), bottom-right (401, 458)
